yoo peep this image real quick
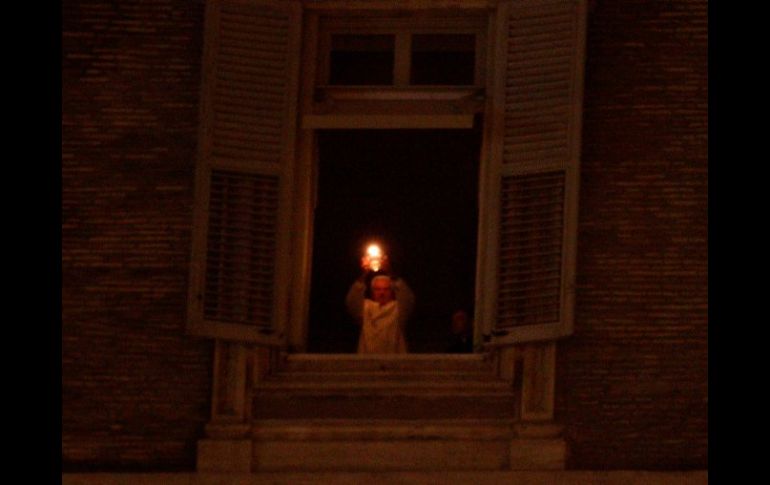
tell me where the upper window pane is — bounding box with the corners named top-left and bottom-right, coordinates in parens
top-left (410, 34), bottom-right (476, 86)
top-left (329, 34), bottom-right (395, 85)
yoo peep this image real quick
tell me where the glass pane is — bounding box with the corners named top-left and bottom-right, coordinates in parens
top-left (329, 34), bottom-right (395, 85)
top-left (410, 34), bottom-right (476, 86)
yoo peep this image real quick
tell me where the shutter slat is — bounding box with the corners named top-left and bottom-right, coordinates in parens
top-left (500, 225), bottom-right (563, 237)
top-left (218, 56), bottom-right (287, 75)
top-left (203, 168), bottom-right (280, 327)
top-left (210, 147), bottom-right (282, 163)
top-left (204, 273), bottom-right (276, 288)
top-left (206, 228), bottom-right (277, 242)
top-left (213, 111), bottom-right (283, 132)
top-left (213, 132), bottom-right (283, 150)
top-left (503, 2), bottom-right (577, 170)
top-left (216, 68), bottom-right (286, 85)
top-left (499, 273), bottom-right (561, 286)
top-left (498, 289), bottom-right (560, 301)
top-left (215, 84), bottom-right (284, 101)
top-left (220, 24), bottom-right (289, 39)
top-left (213, 107), bottom-right (284, 125)
top-left (221, 10), bottom-right (289, 26)
top-left (208, 1), bottom-right (293, 169)
top-left (497, 168), bottom-right (566, 328)
top-left (487, 0), bottom-right (584, 340)
top-left (500, 247), bottom-right (562, 259)
top-left (220, 40), bottom-right (288, 55)
top-left (500, 303), bottom-right (560, 314)
top-left (189, 0), bottom-right (300, 344)
top-left (208, 195), bottom-right (280, 210)
top-left (502, 148), bottom-right (567, 165)
top-left (213, 80), bottom-right (286, 97)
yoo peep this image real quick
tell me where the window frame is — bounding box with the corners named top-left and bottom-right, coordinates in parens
top-left (188, 0), bottom-right (586, 352)
top-left (317, 15), bottom-right (488, 88)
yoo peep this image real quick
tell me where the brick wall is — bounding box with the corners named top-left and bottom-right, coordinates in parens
top-left (61, 0), bottom-right (707, 471)
top-left (62, 0), bottom-right (211, 471)
top-left (557, 0), bottom-right (708, 469)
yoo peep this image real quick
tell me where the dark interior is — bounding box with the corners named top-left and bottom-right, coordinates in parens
top-left (329, 34), bottom-right (395, 85)
top-left (328, 33), bottom-right (476, 86)
top-left (410, 34), bottom-right (476, 85)
top-left (307, 128), bottom-right (482, 353)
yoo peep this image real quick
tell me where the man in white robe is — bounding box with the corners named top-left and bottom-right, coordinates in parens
top-left (346, 274), bottom-right (414, 354)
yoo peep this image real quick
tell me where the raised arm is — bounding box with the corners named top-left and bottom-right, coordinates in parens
top-left (345, 279), bottom-right (366, 323)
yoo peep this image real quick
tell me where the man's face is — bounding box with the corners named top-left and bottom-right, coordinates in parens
top-left (371, 278), bottom-right (394, 306)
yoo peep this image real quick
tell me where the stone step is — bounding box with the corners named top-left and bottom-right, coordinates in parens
top-left (255, 378), bottom-right (513, 396)
top-left (254, 353), bottom-right (518, 420)
top-left (251, 438), bottom-right (512, 471)
top-left (64, 471), bottom-right (712, 485)
top-left (278, 353), bottom-right (496, 374)
top-left (200, 420), bottom-right (567, 473)
top-left (250, 419), bottom-right (563, 439)
top-left (266, 370), bottom-right (500, 383)
top-left (251, 418), bottom-right (519, 441)
top-left (252, 393), bottom-right (520, 420)
top-left (245, 419), bottom-right (565, 471)
top-left (250, 439), bottom-right (566, 472)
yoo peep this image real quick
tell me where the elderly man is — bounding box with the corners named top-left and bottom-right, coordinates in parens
top-left (345, 273), bottom-right (414, 354)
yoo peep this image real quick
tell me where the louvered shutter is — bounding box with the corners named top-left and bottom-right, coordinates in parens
top-left (187, 0), bottom-right (301, 345)
top-left (485, 0), bottom-right (586, 344)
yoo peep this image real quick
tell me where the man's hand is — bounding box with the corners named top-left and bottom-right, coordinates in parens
top-left (361, 254), bottom-right (390, 273)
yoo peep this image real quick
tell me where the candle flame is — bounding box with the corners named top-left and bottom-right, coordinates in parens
top-left (364, 243), bottom-right (384, 272)
top-left (367, 244), bottom-right (381, 258)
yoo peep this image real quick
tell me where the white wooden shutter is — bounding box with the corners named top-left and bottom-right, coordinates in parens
top-left (187, 0), bottom-right (301, 345)
top-left (484, 0), bottom-right (586, 344)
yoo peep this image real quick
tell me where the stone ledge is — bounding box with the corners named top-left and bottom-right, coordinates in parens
top-left (250, 418), bottom-right (522, 440)
top-left (63, 470), bottom-right (708, 485)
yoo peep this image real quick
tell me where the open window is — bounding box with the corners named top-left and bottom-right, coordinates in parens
top-left (187, 0), bottom-right (587, 354)
top-left (307, 128), bottom-right (482, 353)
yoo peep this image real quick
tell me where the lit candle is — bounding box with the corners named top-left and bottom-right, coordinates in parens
top-left (365, 243), bottom-right (383, 272)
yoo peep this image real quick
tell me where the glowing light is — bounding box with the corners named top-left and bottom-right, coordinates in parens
top-left (364, 243), bottom-right (385, 272)
top-left (367, 244), bottom-right (382, 258)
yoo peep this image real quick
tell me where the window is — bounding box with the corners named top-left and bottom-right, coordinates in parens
top-left (318, 15), bottom-right (486, 88)
top-left (329, 34), bottom-right (395, 85)
top-left (188, 0), bottom-right (587, 352)
top-left (326, 32), bottom-right (477, 86)
top-left (410, 34), bottom-right (476, 85)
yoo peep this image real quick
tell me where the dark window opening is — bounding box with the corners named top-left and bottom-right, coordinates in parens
top-left (307, 128), bottom-right (482, 353)
top-left (410, 34), bottom-right (476, 85)
top-left (329, 34), bottom-right (395, 85)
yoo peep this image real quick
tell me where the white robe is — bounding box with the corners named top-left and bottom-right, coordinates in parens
top-left (346, 279), bottom-right (414, 354)
top-left (358, 299), bottom-right (407, 354)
